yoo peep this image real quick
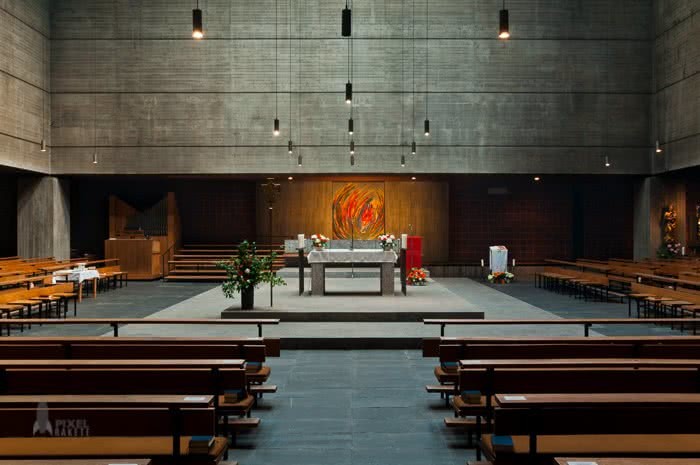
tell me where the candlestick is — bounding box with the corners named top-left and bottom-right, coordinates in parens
top-left (682, 246), bottom-right (686, 256)
top-left (480, 259), bottom-right (484, 267)
top-left (401, 234), bottom-right (408, 250)
top-left (512, 258), bottom-right (516, 267)
top-left (298, 234), bottom-right (305, 249)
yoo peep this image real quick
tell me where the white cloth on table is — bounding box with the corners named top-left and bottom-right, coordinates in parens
top-left (52, 269), bottom-right (100, 284)
top-left (307, 248), bottom-right (398, 264)
top-left (489, 245), bottom-right (508, 273)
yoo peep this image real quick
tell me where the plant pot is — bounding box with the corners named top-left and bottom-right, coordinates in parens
top-left (241, 286), bottom-right (255, 310)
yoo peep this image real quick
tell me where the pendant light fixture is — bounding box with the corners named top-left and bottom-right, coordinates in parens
top-left (498, 0), bottom-right (510, 39)
top-left (655, 140), bottom-right (663, 153)
top-left (411, 0), bottom-right (416, 154)
top-left (342, 0), bottom-right (352, 37)
top-left (399, 0), bottom-right (407, 167)
top-left (287, 0), bottom-right (293, 154)
top-left (424, 0), bottom-right (430, 137)
top-left (40, 38), bottom-right (47, 152)
top-left (297, 154), bottom-right (303, 166)
top-left (273, 0), bottom-right (279, 136)
top-left (345, 6), bottom-right (353, 105)
top-left (192, 0), bottom-right (204, 39)
top-left (401, 155), bottom-right (406, 167)
top-left (604, 156), bottom-right (611, 168)
top-left (348, 117), bottom-right (354, 135)
top-left (350, 154), bottom-right (355, 166)
top-left (350, 140), bottom-right (355, 154)
top-left (92, 8), bottom-right (98, 165)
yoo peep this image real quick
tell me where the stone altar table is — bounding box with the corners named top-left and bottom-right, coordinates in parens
top-left (307, 249), bottom-right (399, 296)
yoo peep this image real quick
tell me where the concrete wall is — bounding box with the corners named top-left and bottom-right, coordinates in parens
top-left (48, 0), bottom-right (653, 175)
top-left (652, 0), bottom-right (699, 173)
top-left (17, 176), bottom-right (70, 260)
top-left (0, 0), bottom-right (50, 173)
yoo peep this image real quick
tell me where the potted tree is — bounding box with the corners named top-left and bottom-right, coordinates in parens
top-left (216, 241), bottom-right (285, 310)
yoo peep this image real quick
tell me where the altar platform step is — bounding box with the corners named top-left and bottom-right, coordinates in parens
top-left (276, 267), bottom-right (429, 279)
top-left (221, 309), bottom-right (483, 322)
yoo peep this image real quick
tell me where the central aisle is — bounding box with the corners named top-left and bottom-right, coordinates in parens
top-left (228, 349), bottom-right (471, 465)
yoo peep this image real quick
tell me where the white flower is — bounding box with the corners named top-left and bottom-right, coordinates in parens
top-left (244, 268), bottom-right (250, 274)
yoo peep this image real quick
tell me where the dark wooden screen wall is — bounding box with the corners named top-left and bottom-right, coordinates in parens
top-left (449, 176), bottom-right (635, 262)
top-left (0, 176), bottom-right (17, 256)
top-left (67, 175), bottom-right (635, 261)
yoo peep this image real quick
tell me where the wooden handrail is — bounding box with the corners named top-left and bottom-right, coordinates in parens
top-left (0, 318), bottom-right (280, 337)
top-left (423, 318), bottom-right (700, 337)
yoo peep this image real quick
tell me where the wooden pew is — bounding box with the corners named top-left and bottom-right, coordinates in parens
top-left (0, 460), bottom-right (152, 465)
top-left (0, 359), bottom-right (256, 446)
top-left (422, 335), bottom-right (700, 358)
top-left (0, 398), bottom-right (226, 463)
top-left (0, 283), bottom-right (76, 333)
top-left (481, 393), bottom-right (700, 464)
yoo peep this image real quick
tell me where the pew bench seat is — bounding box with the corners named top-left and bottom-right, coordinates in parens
top-left (434, 365), bottom-right (458, 383)
top-left (218, 393), bottom-right (255, 416)
top-left (0, 437), bottom-right (228, 465)
top-left (246, 365), bottom-right (271, 383)
top-left (481, 434), bottom-right (700, 465)
top-left (453, 394), bottom-right (490, 416)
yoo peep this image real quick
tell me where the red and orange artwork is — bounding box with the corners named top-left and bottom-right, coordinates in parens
top-left (332, 182), bottom-right (385, 240)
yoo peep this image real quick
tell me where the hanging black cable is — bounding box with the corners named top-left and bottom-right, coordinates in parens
top-left (424, 0), bottom-right (430, 136)
top-left (193, 0), bottom-right (204, 39)
top-left (499, 0), bottom-right (509, 39)
top-left (288, 0), bottom-right (293, 154)
top-left (93, 5), bottom-right (98, 164)
top-left (411, 0), bottom-right (416, 154)
top-left (274, 0), bottom-right (280, 135)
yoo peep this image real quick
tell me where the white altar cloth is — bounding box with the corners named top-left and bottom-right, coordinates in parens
top-left (489, 246), bottom-right (508, 273)
top-left (307, 249), bottom-right (398, 264)
top-left (52, 269), bottom-right (100, 284)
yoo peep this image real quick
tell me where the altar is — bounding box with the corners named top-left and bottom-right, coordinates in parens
top-left (306, 249), bottom-right (398, 296)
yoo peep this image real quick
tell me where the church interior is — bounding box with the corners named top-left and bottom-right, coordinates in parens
top-left (0, 1), bottom-right (699, 464)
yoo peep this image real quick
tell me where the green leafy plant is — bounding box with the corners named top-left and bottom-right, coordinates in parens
top-left (216, 241), bottom-right (285, 298)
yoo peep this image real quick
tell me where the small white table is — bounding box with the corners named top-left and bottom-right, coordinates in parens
top-left (307, 249), bottom-right (398, 296)
top-left (53, 269), bottom-right (100, 302)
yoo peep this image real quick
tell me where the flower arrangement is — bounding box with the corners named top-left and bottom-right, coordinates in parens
top-left (216, 241), bottom-right (286, 309)
top-left (488, 271), bottom-right (515, 284)
top-left (378, 234), bottom-right (396, 251)
top-left (310, 234), bottom-right (330, 249)
top-left (407, 267), bottom-right (428, 286)
top-left (657, 205), bottom-right (682, 258)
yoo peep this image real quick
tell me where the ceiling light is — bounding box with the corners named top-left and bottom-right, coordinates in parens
top-left (401, 155), bottom-right (406, 167)
top-left (345, 82), bottom-right (352, 104)
top-left (424, 119), bottom-right (430, 136)
top-left (604, 156), bottom-right (611, 168)
top-left (297, 154), bottom-right (303, 166)
top-left (92, 152), bottom-right (98, 164)
top-left (274, 118), bottom-right (280, 136)
top-left (499, 1), bottom-right (509, 39)
top-left (348, 118), bottom-right (354, 135)
top-left (192, 1), bottom-right (203, 39)
top-left (411, 141), bottom-right (416, 155)
top-left (350, 140), bottom-right (355, 154)
top-left (342, 1), bottom-right (352, 37)
top-left (655, 140), bottom-right (663, 153)
top-left (288, 176), bottom-right (293, 180)
top-left (350, 154), bottom-right (355, 166)
top-left (534, 176), bottom-right (541, 182)
top-left (288, 140), bottom-right (293, 154)
top-left (411, 176), bottom-right (416, 181)
top-left (40, 139), bottom-right (47, 152)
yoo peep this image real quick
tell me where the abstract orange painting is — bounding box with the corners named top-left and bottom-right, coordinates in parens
top-left (332, 182), bottom-right (385, 240)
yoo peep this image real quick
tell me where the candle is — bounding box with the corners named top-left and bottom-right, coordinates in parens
top-left (512, 259), bottom-right (516, 267)
top-left (682, 246), bottom-right (685, 256)
top-left (401, 234), bottom-right (408, 250)
top-left (298, 234), bottom-right (305, 249)
top-left (480, 259), bottom-right (484, 267)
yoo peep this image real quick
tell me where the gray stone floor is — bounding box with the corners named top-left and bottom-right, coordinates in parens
top-left (229, 349), bottom-right (471, 465)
